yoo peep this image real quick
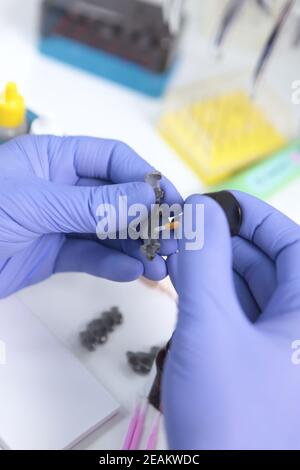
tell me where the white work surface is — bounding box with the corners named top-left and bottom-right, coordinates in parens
top-left (0, 0), bottom-right (300, 450)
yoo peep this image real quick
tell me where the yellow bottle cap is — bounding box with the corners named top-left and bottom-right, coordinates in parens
top-left (0, 82), bottom-right (25, 128)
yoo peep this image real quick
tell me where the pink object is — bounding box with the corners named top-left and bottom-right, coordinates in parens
top-left (122, 402), bottom-right (141, 450)
top-left (146, 413), bottom-right (161, 450)
top-left (129, 403), bottom-right (148, 450)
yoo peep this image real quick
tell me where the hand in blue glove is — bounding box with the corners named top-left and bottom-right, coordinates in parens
top-left (164, 191), bottom-right (300, 450)
top-left (0, 135), bottom-right (182, 298)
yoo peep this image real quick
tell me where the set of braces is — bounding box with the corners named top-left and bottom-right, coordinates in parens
top-left (80, 307), bottom-right (123, 351)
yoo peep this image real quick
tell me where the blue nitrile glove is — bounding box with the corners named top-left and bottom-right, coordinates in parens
top-left (164, 191), bottom-right (300, 450)
top-left (0, 135), bottom-right (182, 298)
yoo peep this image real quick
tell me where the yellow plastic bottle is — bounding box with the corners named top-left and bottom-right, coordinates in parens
top-left (0, 82), bottom-right (28, 141)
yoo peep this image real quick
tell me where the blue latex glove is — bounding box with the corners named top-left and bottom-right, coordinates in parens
top-left (164, 191), bottom-right (300, 450)
top-left (0, 135), bottom-right (182, 298)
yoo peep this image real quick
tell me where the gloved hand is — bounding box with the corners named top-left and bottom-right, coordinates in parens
top-left (0, 135), bottom-right (182, 298)
top-left (164, 191), bottom-right (300, 450)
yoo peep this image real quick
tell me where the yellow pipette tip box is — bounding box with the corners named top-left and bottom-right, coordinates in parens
top-left (159, 75), bottom-right (291, 185)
